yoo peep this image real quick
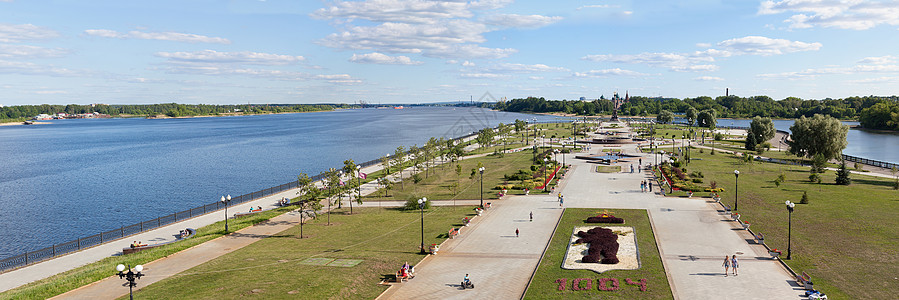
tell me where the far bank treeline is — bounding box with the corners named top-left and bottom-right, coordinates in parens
top-left (0, 103), bottom-right (353, 121)
top-left (494, 95), bottom-right (899, 130)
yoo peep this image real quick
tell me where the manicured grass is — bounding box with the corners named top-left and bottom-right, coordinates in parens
top-left (0, 207), bottom-right (294, 300)
top-left (596, 166), bottom-right (621, 173)
top-left (525, 208), bottom-right (672, 299)
top-left (126, 206), bottom-right (476, 300)
top-left (365, 150), bottom-right (542, 201)
top-left (672, 148), bottom-right (899, 299)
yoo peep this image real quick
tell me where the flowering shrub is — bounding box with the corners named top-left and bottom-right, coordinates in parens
top-left (571, 278), bottom-right (593, 291)
top-left (585, 213), bottom-right (624, 224)
top-left (575, 227), bottom-right (619, 264)
top-left (625, 278), bottom-right (648, 291)
top-left (555, 278), bottom-right (567, 291)
top-left (597, 278), bottom-right (620, 291)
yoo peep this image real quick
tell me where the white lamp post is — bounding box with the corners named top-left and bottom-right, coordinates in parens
top-left (418, 197), bottom-right (428, 253)
top-left (220, 194), bottom-right (231, 233)
top-left (116, 264), bottom-right (144, 300)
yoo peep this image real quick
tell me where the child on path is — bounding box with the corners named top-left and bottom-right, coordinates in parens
top-left (722, 256), bottom-right (731, 277)
top-left (731, 255), bottom-right (739, 276)
top-left (515, 228), bottom-right (519, 237)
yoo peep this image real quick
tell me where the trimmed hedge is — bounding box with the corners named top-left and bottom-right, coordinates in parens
top-left (575, 227), bottom-right (620, 264)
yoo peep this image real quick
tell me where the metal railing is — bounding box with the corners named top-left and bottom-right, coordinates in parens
top-left (842, 154), bottom-right (899, 170)
top-left (0, 128), bottom-right (490, 274)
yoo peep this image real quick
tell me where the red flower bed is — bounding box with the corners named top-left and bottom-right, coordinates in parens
top-left (535, 165), bottom-right (562, 189)
top-left (585, 213), bottom-right (624, 223)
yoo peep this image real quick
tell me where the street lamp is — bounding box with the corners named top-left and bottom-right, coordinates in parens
top-left (478, 167), bottom-right (485, 208)
top-left (543, 157), bottom-right (549, 192)
top-left (356, 165), bottom-right (362, 200)
top-left (220, 194), bottom-right (231, 233)
top-left (785, 200), bottom-right (795, 260)
top-left (733, 170), bottom-right (740, 211)
top-left (116, 264), bottom-right (144, 300)
top-left (418, 197), bottom-right (428, 254)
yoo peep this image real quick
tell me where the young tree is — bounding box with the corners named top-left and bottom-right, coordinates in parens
top-left (835, 159), bottom-right (851, 185)
top-left (295, 173), bottom-right (323, 239)
top-left (325, 168), bottom-right (341, 225)
top-left (744, 133), bottom-right (757, 152)
top-left (476, 128), bottom-right (495, 149)
top-left (787, 114), bottom-right (849, 160)
top-left (342, 159), bottom-right (360, 214)
top-left (393, 146), bottom-right (406, 189)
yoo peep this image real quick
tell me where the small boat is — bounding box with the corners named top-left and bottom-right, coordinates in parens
top-left (23, 120), bottom-right (34, 125)
top-left (393, 106), bottom-right (404, 109)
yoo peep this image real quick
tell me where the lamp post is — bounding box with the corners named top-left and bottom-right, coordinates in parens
top-left (418, 197), bottom-right (427, 254)
top-left (116, 264), bottom-right (144, 300)
top-left (733, 170), bottom-right (740, 211)
top-left (478, 167), bottom-right (485, 208)
top-left (543, 157), bottom-right (549, 192)
top-left (220, 195), bottom-right (231, 233)
top-left (785, 200), bottom-right (795, 260)
top-left (356, 165), bottom-right (362, 200)
top-left (525, 120), bottom-right (529, 145)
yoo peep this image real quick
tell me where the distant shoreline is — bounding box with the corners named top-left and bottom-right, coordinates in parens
top-left (0, 109), bottom-right (344, 127)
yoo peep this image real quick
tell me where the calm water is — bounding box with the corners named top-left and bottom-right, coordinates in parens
top-left (717, 119), bottom-right (899, 163)
top-left (0, 107), bottom-right (562, 257)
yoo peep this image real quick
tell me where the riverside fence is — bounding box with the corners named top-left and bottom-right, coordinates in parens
top-left (0, 130), bottom-right (492, 274)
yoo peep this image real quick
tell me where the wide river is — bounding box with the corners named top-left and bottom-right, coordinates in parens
top-left (0, 107), bottom-right (562, 258)
top-left (1, 109), bottom-right (897, 258)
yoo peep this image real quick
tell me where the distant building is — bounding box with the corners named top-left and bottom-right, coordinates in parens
top-left (579, 97), bottom-right (586, 101)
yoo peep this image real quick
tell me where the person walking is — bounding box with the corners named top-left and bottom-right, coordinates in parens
top-left (649, 181), bottom-right (653, 192)
top-left (722, 256), bottom-right (731, 277)
top-left (560, 195), bottom-right (564, 207)
top-left (630, 164), bottom-right (634, 173)
top-left (639, 158), bottom-right (642, 169)
top-left (529, 211), bottom-right (533, 222)
top-left (731, 255), bottom-right (739, 276)
top-left (515, 228), bottom-right (519, 237)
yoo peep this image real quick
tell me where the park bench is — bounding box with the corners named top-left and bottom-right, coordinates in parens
top-left (796, 271), bottom-right (814, 290)
top-left (754, 232), bottom-right (765, 245)
top-left (123, 228), bottom-right (195, 255)
top-left (768, 248), bottom-right (781, 258)
top-left (721, 204), bottom-right (732, 214)
top-left (449, 228), bottom-right (460, 239)
top-left (741, 222), bottom-right (751, 230)
top-left (730, 212), bottom-right (740, 220)
top-left (462, 217), bottom-right (471, 226)
top-left (484, 202), bottom-right (492, 209)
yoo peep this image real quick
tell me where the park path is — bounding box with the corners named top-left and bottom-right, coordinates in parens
top-left (560, 132), bottom-right (804, 299)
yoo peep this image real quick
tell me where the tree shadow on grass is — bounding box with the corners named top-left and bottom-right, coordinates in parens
top-left (852, 178), bottom-right (896, 188)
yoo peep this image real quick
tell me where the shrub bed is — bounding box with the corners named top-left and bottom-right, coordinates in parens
top-left (576, 227), bottom-right (620, 264)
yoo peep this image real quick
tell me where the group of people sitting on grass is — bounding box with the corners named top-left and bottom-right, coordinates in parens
top-left (250, 206), bottom-right (262, 212)
top-left (279, 197), bottom-right (290, 206)
top-left (397, 261), bottom-right (415, 281)
top-left (129, 241), bottom-right (147, 248)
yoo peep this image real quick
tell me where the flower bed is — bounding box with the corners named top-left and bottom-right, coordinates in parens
top-left (535, 165), bottom-right (562, 189)
top-left (562, 226), bottom-right (638, 273)
top-left (585, 213), bottom-right (624, 224)
top-left (576, 227), bottom-right (620, 264)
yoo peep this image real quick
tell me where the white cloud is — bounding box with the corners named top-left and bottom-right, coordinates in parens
top-left (759, 0), bottom-right (899, 30)
top-left (849, 76), bottom-right (899, 83)
top-left (758, 64), bottom-right (899, 79)
top-left (529, 76), bottom-right (544, 80)
top-left (320, 20), bottom-right (488, 53)
top-left (577, 4), bottom-right (620, 10)
top-left (694, 76), bottom-right (724, 81)
top-left (858, 55), bottom-right (897, 64)
top-left (349, 52), bottom-right (423, 65)
top-left (155, 50), bottom-right (304, 65)
top-left (0, 44), bottom-right (68, 58)
top-left (459, 72), bottom-right (509, 78)
top-left (0, 23), bottom-right (59, 42)
top-left (311, 0), bottom-right (473, 24)
top-left (696, 42), bottom-right (712, 48)
top-left (573, 68), bottom-right (648, 77)
top-left (487, 63), bottom-right (568, 73)
top-left (484, 14), bottom-right (563, 29)
top-left (672, 64), bottom-right (720, 72)
top-left (0, 59), bottom-right (77, 76)
top-left (424, 44), bottom-right (517, 59)
top-left (85, 29), bottom-right (230, 44)
top-left (462, 60), bottom-right (476, 67)
top-left (716, 36), bottom-right (821, 56)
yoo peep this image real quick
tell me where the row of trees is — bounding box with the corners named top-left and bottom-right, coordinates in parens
top-left (0, 103), bottom-right (350, 121)
top-left (495, 95), bottom-right (899, 127)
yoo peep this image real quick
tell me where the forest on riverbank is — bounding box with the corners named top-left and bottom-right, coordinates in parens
top-left (494, 95), bottom-right (899, 130)
top-left (0, 103), bottom-right (352, 122)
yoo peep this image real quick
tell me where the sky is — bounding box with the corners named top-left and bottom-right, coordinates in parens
top-left (1, 0), bottom-right (898, 105)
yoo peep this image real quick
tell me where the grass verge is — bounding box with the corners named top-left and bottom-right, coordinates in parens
top-left (126, 206), bottom-right (475, 300)
top-left (0, 207), bottom-right (294, 300)
top-left (524, 208), bottom-right (672, 299)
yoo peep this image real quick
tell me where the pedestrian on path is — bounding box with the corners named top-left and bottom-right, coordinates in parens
top-left (731, 255), bottom-right (739, 276)
top-left (630, 164), bottom-right (634, 173)
top-left (529, 211), bottom-right (533, 222)
top-left (649, 181), bottom-right (652, 192)
top-left (515, 228), bottom-right (519, 237)
top-left (640, 180), bottom-right (645, 192)
top-left (722, 256), bottom-right (731, 277)
top-left (639, 158), bottom-right (642, 169)
top-left (560, 196), bottom-right (564, 207)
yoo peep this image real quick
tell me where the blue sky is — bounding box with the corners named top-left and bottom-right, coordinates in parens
top-left (1, 0), bottom-right (897, 105)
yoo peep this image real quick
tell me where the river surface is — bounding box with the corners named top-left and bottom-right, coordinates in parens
top-left (0, 107), bottom-right (562, 257)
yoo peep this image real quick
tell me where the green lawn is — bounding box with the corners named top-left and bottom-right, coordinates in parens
top-left (0, 207), bottom-right (295, 300)
top-left (365, 150), bottom-right (550, 201)
top-left (126, 206), bottom-right (476, 300)
top-left (670, 148), bottom-right (898, 299)
top-left (525, 208), bottom-right (672, 299)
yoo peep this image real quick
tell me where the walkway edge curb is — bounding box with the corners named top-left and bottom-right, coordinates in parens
top-left (646, 208), bottom-right (679, 300)
top-left (519, 207), bottom-right (565, 300)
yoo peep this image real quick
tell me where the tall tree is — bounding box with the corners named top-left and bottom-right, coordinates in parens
top-left (476, 128), bottom-right (495, 149)
top-left (787, 114), bottom-right (849, 160)
top-left (685, 106), bottom-right (698, 126)
top-left (697, 109), bottom-right (717, 128)
top-left (393, 146), bottom-right (406, 190)
top-left (657, 110), bottom-right (674, 124)
top-left (747, 116), bottom-right (776, 150)
top-left (295, 173), bottom-right (323, 238)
